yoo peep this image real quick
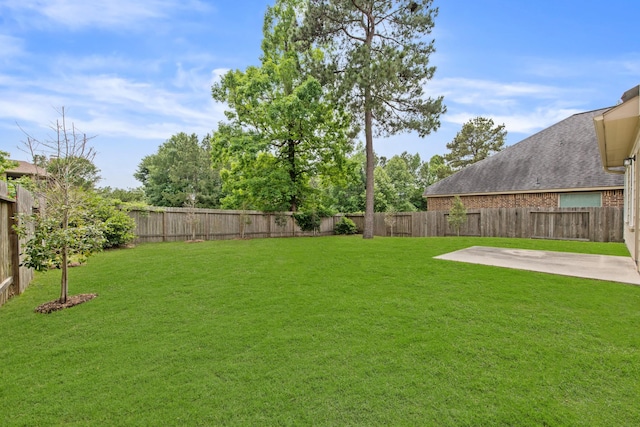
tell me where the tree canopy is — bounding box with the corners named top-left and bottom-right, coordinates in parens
top-left (327, 148), bottom-right (433, 213)
top-left (46, 156), bottom-right (101, 190)
top-left (423, 154), bottom-right (453, 183)
top-left (375, 152), bottom-right (426, 212)
top-left (0, 150), bottom-right (17, 175)
top-left (444, 116), bottom-right (507, 172)
top-left (211, 0), bottom-right (352, 212)
top-left (135, 133), bottom-right (221, 208)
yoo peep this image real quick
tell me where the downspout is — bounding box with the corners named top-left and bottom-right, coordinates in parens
top-left (632, 126), bottom-right (640, 270)
top-left (633, 153), bottom-right (640, 270)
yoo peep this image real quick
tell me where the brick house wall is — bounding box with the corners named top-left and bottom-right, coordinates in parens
top-left (601, 189), bottom-right (624, 207)
top-left (426, 189), bottom-right (624, 211)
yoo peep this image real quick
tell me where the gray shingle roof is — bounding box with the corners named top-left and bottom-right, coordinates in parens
top-left (424, 108), bottom-right (624, 197)
top-left (5, 160), bottom-right (47, 178)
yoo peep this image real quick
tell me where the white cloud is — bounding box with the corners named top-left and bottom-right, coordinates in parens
top-left (426, 77), bottom-right (589, 138)
top-left (520, 55), bottom-right (640, 89)
top-left (612, 56), bottom-right (640, 76)
top-left (0, 95), bottom-right (68, 127)
top-left (0, 65), bottom-right (226, 144)
top-left (1, 0), bottom-right (212, 30)
top-left (173, 63), bottom-right (219, 93)
top-left (445, 107), bottom-right (583, 135)
top-left (211, 68), bottom-right (229, 84)
top-left (429, 77), bottom-right (570, 102)
top-left (0, 34), bottom-right (25, 59)
top-left (53, 54), bottom-right (136, 73)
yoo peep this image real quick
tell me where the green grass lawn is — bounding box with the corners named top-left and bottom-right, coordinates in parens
top-left (1, 236), bottom-right (639, 426)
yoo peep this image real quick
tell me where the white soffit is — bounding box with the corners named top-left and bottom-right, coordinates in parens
top-left (595, 94), bottom-right (640, 168)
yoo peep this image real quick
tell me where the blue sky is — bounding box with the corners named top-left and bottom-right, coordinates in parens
top-left (1, 0), bottom-right (638, 188)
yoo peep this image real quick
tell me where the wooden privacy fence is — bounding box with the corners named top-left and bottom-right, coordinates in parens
top-left (346, 207), bottom-right (623, 242)
top-left (0, 182), bottom-right (34, 307)
top-left (425, 207), bottom-right (623, 242)
top-left (129, 206), bottom-right (623, 243)
top-left (128, 208), bottom-right (344, 243)
top-left (345, 212), bottom-right (428, 238)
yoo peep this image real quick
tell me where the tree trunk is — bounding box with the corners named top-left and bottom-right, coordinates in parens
top-left (60, 246), bottom-right (68, 304)
top-left (60, 206), bottom-right (69, 304)
top-left (287, 139), bottom-right (297, 212)
top-left (363, 11), bottom-right (375, 239)
top-left (363, 87), bottom-right (374, 239)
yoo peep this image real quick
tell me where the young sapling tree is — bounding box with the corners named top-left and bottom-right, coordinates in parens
top-left (447, 195), bottom-right (467, 236)
top-left (16, 108), bottom-right (105, 304)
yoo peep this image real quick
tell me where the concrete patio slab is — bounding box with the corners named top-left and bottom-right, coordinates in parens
top-left (434, 246), bottom-right (640, 285)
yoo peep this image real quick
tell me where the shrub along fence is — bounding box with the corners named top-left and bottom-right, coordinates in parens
top-left (0, 182), bottom-right (34, 307)
top-left (129, 206), bottom-right (623, 243)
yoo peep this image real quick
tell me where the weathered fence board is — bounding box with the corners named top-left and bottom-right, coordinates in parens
top-left (0, 182), bottom-right (35, 307)
top-left (14, 186), bottom-right (34, 294)
top-left (0, 181), bottom-right (12, 306)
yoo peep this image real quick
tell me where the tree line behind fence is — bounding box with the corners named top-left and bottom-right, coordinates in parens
top-left (127, 206), bottom-right (623, 244)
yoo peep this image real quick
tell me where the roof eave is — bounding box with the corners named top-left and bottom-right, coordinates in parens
top-left (594, 94), bottom-right (640, 171)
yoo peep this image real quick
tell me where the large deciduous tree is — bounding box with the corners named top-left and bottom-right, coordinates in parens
top-left (135, 133), bottom-right (221, 208)
top-left (328, 149), bottom-right (436, 213)
top-left (211, 0), bottom-right (352, 213)
top-left (386, 152), bottom-right (425, 210)
top-left (304, 0), bottom-right (446, 238)
top-left (444, 116), bottom-right (506, 172)
top-left (424, 154), bottom-right (453, 183)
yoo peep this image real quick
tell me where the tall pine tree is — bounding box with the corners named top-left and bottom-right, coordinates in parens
top-left (304, 0), bottom-right (446, 238)
top-left (444, 116), bottom-right (506, 172)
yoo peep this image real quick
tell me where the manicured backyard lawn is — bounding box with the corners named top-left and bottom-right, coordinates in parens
top-left (1, 236), bottom-right (639, 425)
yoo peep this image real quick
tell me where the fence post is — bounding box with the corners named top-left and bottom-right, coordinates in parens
top-left (9, 200), bottom-right (20, 295)
top-left (205, 212), bottom-right (210, 240)
top-left (162, 211), bottom-right (167, 242)
top-left (291, 212), bottom-right (296, 237)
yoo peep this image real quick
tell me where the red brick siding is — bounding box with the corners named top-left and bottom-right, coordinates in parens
top-left (426, 189), bottom-right (623, 211)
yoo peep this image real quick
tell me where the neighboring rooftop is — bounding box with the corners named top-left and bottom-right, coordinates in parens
top-left (424, 108), bottom-right (624, 197)
top-left (4, 160), bottom-right (47, 179)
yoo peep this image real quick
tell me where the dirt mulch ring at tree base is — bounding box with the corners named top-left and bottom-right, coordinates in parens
top-left (35, 293), bottom-right (98, 314)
